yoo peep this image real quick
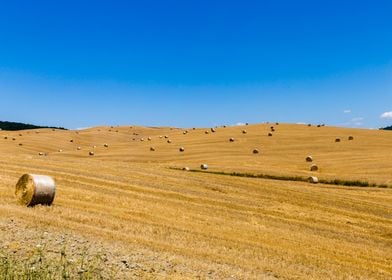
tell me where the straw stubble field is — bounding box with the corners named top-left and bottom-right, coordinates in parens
top-left (0, 123), bottom-right (391, 279)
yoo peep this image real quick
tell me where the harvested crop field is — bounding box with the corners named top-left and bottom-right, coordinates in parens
top-left (0, 123), bottom-right (391, 279)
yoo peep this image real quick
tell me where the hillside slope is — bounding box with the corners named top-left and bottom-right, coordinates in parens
top-left (0, 123), bottom-right (391, 279)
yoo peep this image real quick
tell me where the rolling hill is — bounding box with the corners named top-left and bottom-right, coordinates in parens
top-left (0, 123), bottom-right (391, 279)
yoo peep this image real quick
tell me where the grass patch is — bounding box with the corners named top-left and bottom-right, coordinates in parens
top-left (171, 168), bottom-right (391, 189)
top-left (0, 244), bottom-right (115, 279)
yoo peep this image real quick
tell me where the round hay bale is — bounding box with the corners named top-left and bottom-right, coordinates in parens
top-left (70, 139), bottom-right (74, 143)
top-left (229, 137), bottom-right (235, 142)
top-left (15, 174), bottom-right (56, 207)
top-left (310, 164), bottom-right (318, 171)
top-left (348, 136), bottom-right (354, 140)
top-left (167, 140), bottom-right (172, 143)
top-left (77, 146), bottom-right (81, 150)
top-left (150, 147), bottom-right (155, 151)
top-left (38, 152), bottom-right (45, 156)
top-left (306, 156), bottom-right (313, 162)
top-left (104, 143), bottom-right (109, 147)
top-left (18, 143), bottom-right (23, 146)
top-left (205, 131), bottom-right (209, 134)
top-left (12, 138), bottom-right (16, 141)
top-left (148, 137), bottom-right (152, 141)
top-left (93, 145), bottom-right (97, 149)
top-left (179, 147), bottom-right (185, 152)
top-left (211, 128), bottom-right (216, 133)
top-left (200, 164), bottom-right (208, 170)
top-left (253, 149), bottom-right (259, 154)
top-left (183, 131), bottom-right (187, 135)
top-left (335, 138), bottom-right (341, 143)
top-left (268, 133), bottom-right (273, 137)
top-left (164, 135), bottom-right (169, 139)
top-left (159, 136), bottom-right (163, 139)
top-left (58, 149), bottom-right (63, 152)
top-left (242, 130), bottom-right (247, 134)
top-left (140, 138), bottom-right (145, 141)
top-left (270, 127), bottom-right (275, 132)
top-left (183, 167), bottom-right (190, 171)
top-left (308, 176), bottom-right (319, 184)
top-left (4, 136), bottom-right (8, 139)
top-left (19, 134), bottom-right (23, 136)
top-left (89, 151), bottom-right (94, 156)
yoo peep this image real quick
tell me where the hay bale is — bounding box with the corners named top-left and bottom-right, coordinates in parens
top-left (93, 145), bottom-right (97, 149)
top-left (4, 136), bottom-right (7, 139)
top-left (348, 136), bottom-right (354, 140)
top-left (310, 164), bottom-right (318, 171)
top-left (211, 128), bottom-right (216, 133)
top-left (89, 151), bottom-right (95, 156)
top-left (140, 138), bottom-right (145, 141)
top-left (15, 174), bottom-right (56, 207)
top-left (159, 136), bottom-right (163, 139)
top-left (58, 149), bottom-right (63, 152)
top-left (164, 135), bottom-right (169, 139)
top-left (306, 156), bottom-right (313, 162)
top-left (150, 147), bottom-right (155, 151)
top-left (38, 152), bottom-right (45, 156)
top-left (200, 164), bottom-right (208, 170)
top-left (242, 130), bottom-right (247, 134)
top-left (12, 138), bottom-right (16, 141)
top-left (183, 167), bottom-right (190, 171)
top-left (18, 143), bottom-right (23, 146)
top-left (308, 176), bottom-right (319, 184)
top-left (70, 139), bottom-right (74, 143)
top-left (268, 133), bottom-right (273, 137)
top-left (77, 146), bottom-right (81, 150)
top-left (253, 149), bottom-right (259, 154)
top-left (148, 137), bottom-right (152, 141)
top-left (335, 138), bottom-right (341, 143)
top-left (179, 147), bottom-right (185, 152)
top-left (167, 140), bottom-right (172, 143)
top-left (205, 130), bottom-right (209, 134)
top-left (229, 137), bottom-right (235, 142)
top-left (104, 144), bottom-right (109, 147)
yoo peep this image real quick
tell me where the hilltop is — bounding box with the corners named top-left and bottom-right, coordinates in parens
top-left (0, 120), bottom-right (66, 131)
top-left (0, 123), bottom-right (391, 279)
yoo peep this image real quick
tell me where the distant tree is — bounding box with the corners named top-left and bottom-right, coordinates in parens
top-left (381, 125), bottom-right (392, 131)
top-left (0, 121), bottom-right (66, 131)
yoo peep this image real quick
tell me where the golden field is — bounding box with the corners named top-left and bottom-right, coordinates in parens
top-left (0, 123), bottom-right (391, 279)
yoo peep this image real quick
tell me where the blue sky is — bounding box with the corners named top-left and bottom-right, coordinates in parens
top-left (0, 1), bottom-right (391, 129)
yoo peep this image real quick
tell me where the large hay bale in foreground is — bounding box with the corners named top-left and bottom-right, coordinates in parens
top-left (15, 174), bottom-right (56, 207)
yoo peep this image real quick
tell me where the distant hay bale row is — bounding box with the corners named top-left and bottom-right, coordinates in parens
top-left (15, 174), bottom-right (56, 207)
